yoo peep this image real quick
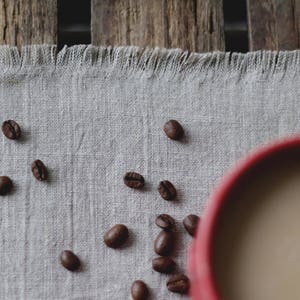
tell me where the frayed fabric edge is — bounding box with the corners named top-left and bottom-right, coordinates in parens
top-left (0, 44), bottom-right (299, 80)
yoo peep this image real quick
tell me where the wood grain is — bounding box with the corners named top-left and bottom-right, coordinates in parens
top-left (0, 0), bottom-right (57, 47)
top-left (247, 0), bottom-right (300, 50)
top-left (91, 0), bottom-right (225, 52)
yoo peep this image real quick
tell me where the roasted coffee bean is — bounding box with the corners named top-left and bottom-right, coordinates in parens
top-left (158, 180), bottom-right (177, 200)
top-left (155, 214), bottom-right (175, 230)
top-left (183, 214), bottom-right (200, 237)
top-left (2, 120), bottom-right (21, 140)
top-left (31, 160), bottom-right (48, 181)
top-left (167, 274), bottom-right (190, 294)
top-left (152, 257), bottom-right (176, 274)
top-left (104, 224), bottom-right (129, 248)
top-left (124, 172), bottom-right (145, 189)
top-left (60, 250), bottom-right (81, 271)
top-left (0, 176), bottom-right (13, 195)
top-left (131, 280), bottom-right (149, 300)
top-left (154, 230), bottom-right (174, 256)
top-left (163, 120), bottom-right (184, 140)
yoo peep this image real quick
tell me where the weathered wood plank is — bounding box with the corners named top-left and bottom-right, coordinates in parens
top-left (91, 0), bottom-right (225, 52)
top-left (0, 0), bottom-right (57, 47)
top-left (247, 0), bottom-right (300, 50)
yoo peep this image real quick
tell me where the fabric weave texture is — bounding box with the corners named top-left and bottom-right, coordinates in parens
top-left (0, 45), bottom-right (300, 299)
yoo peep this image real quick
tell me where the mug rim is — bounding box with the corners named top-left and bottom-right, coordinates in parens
top-left (190, 135), bottom-right (300, 300)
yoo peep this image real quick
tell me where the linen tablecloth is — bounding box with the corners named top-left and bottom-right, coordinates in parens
top-left (1, 45), bottom-right (300, 299)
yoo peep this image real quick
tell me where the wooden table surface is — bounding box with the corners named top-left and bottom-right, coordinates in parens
top-left (0, 0), bottom-right (299, 51)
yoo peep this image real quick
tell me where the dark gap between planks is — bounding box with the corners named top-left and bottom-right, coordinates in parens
top-left (223, 0), bottom-right (249, 52)
top-left (58, 0), bottom-right (91, 50)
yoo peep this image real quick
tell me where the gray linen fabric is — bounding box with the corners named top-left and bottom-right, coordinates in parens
top-left (0, 45), bottom-right (300, 299)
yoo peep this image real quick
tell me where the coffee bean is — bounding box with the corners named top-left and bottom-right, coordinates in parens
top-left (60, 250), bottom-right (81, 271)
top-left (131, 280), bottom-right (149, 300)
top-left (2, 120), bottom-right (21, 140)
top-left (183, 214), bottom-right (200, 237)
top-left (152, 257), bottom-right (176, 274)
top-left (124, 172), bottom-right (145, 189)
top-left (0, 176), bottom-right (13, 195)
top-left (155, 214), bottom-right (175, 230)
top-left (154, 230), bottom-right (174, 256)
top-left (104, 224), bottom-right (129, 248)
top-left (158, 180), bottom-right (176, 200)
top-left (31, 160), bottom-right (48, 181)
top-left (167, 274), bottom-right (190, 294)
top-left (163, 120), bottom-right (184, 140)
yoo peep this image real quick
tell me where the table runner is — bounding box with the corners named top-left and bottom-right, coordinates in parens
top-left (0, 45), bottom-right (300, 299)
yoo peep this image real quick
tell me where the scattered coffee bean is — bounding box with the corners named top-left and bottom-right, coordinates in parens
top-left (167, 274), bottom-right (190, 294)
top-left (163, 120), bottom-right (184, 140)
top-left (152, 257), bottom-right (176, 274)
top-left (131, 280), bottom-right (149, 300)
top-left (2, 120), bottom-right (21, 140)
top-left (158, 180), bottom-right (177, 200)
top-left (31, 159), bottom-right (48, 181)
top-left (124, 172), bottom-right (145, 189)
top-left (60, 250), bottom-right (81, 271)
top-left (104, 224), bottom-right (129, 248)
top-left (154, 230), bottom-right (174, 256)
top-left (0, 176), bottom-right (13, 195)
top-left (155, 214), bottom-right (175, 230)
top-left (183, 214), bottom-right (200, 237)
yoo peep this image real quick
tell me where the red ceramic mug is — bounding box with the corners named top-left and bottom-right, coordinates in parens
top-left (189, 136), bottom-right (300, 300)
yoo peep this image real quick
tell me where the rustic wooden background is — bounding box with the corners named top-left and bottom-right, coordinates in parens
top-left (0, 0), bottom-right (299, 51)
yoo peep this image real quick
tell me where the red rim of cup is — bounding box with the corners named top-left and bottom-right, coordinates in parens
top-left (188, 135), bottom-right (300, 300)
